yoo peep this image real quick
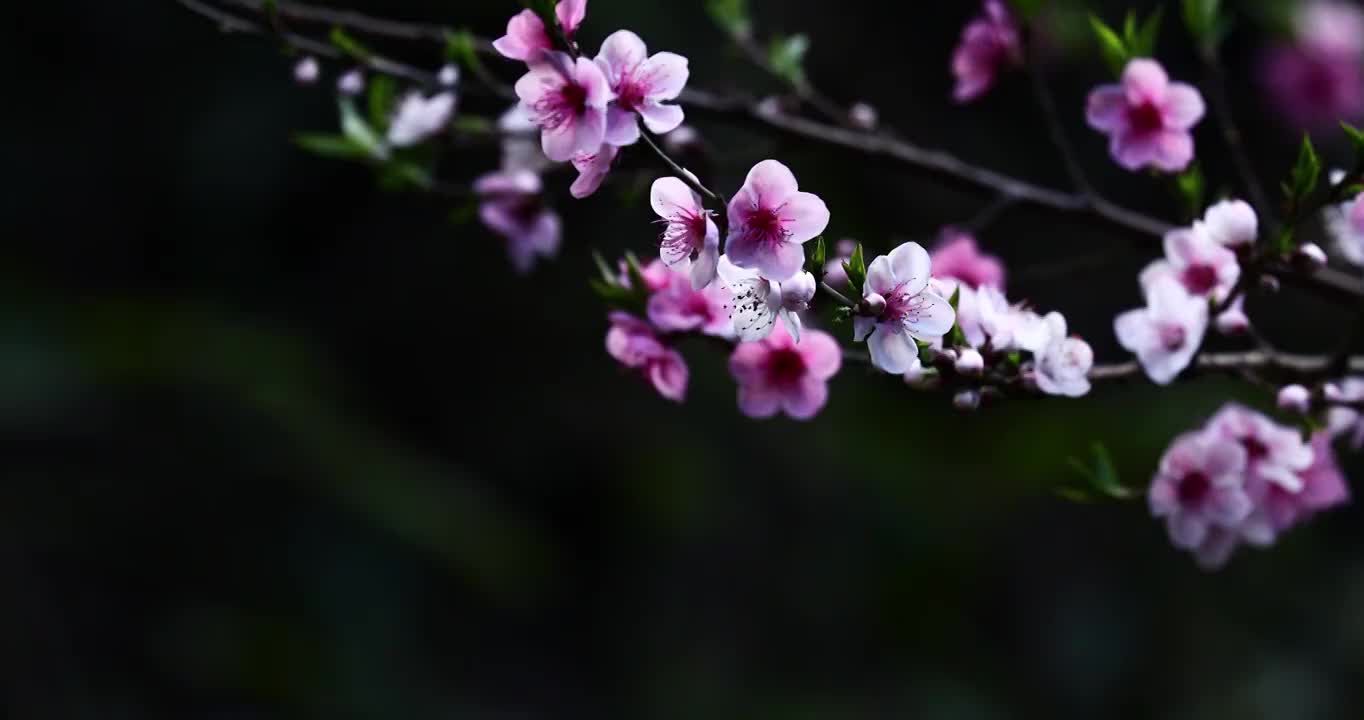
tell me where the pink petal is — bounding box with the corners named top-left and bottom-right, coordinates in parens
top-left (865, 255), bottom-right (896, 296)
top-left (888, 241), bottom-right (932, 297)
top-left (639, 102), bottom-right (685, 135)
top-left (651, 176), bottom-right (700, 218)
top-left (573, 56), bottom-right (614, 107)
top-left (1114, 309), bottom-right (1155, 353)
top-left (649, 350), bottom-right (688, 402)
top-left (800, 330), bottom-right (843, 380)
top-left (737, 383), bottom-right (782, 418)
top-left (902, 291), bottom-right (956, 340)
top-left (1168, 512), bottom-right (1208, 549)
top-left (782, 378), bottom-right (830, 420)
top-left (596, 30), bottom-right (647, 77)
top-left (1123, 58), bottom-right (1169, 104)
top-left (1163, 83), bottom-right (1206, 128)
top-left (867, 327), bottom-right (919, 374)
top-left (555, 0), bottom-right (587, 36)
top-left (1111, 131), bottom-right (1160, 172)
top-left (540, 122), bottom-right (579, 162)
top-left (604, 105), bottom-right (640, 146)
top-left (638, 52), bottom-right (690, 100)
top-left (777, 191), bottom-right (830, 246)
top-left (853, 315), bottom-right (876, 343)
top-left (691, 240), bottom-right (719, 290)
top-left (1085, 86), bottom-right (1127, 131)
top-left (493, 10), bottom-right (551, 63)
top-left (728, 340), bottom-right (770, 384)
top-left (1150, 131), bottom-right (1194, 172)
top-left (740, 159), bottom-right (800, 207)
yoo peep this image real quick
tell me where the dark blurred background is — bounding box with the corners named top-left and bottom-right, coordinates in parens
top-left (4, 0), bottom-right (1364, 717)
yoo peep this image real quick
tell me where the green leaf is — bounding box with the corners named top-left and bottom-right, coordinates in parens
top-left (1006, 0), bottom-right (1044, 20)
top-left (590, 278), bottom-right (639, 306)
top-left (1174, 162), bottom-right (1205, 221)
top-left (293, 133), bottom-right (368, 160)
top-left (367, 75), bottom-right (396, 133)
top-left (1342, 121), bottom-right (1364, 166)
top-left (1063, 442), bottom-right (1132, 501)
top-left (1182, 0), bottom-right (1221, 43)
top-left (444, 28), bottom-right (488, 77)
top-left (767, 33), bottom-right (810, 87)
top-left (946, 286), bottom-right (968, 348)
top-left (808, 236), bottom-right (827, 276)
top-left (451, 115), bottom-right (495, 135)
top-left (842, 243), bottom-right (866, 293)
top-left (705, 0), bottom-right (751, 38)
top-left (1088, 15), bottom-right (1129, 77)
top-left (1289, 132), bottom-right (1322, 200)
top-left (591, 251), bottom-right (617, 285)
top-left (339, 99), bottom-right (388, 160)
top-left (1131, 6), bottom-right (1164, 58)
top-left (380, 160), bottom-right (434, 191)
top-left (329, 26), bottom-right (373, 62)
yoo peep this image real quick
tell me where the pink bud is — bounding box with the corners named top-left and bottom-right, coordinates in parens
top-left (953, 389), bottom-right (981, 411)
top-left (293, 56), bottom-right (320, 85)
top-left (849, 102), bottom-right (879, 130)
top-left (955, 347), bottom-right (985, 375)
top-left (1214, 306), bottom-right (1250, 336)
top-left (1294, 242), bottom-right (1328, 272)
top-left (1278, 384), bottom-right (1312, 413)
top-left (1325, 383), bottom-right (1345, 402)
top-left (861, 292), bottom-right (886, 316)
top-left (338, 69), bottom-right (365, 96)
top-left (437, 64), bottom-right (460, 87)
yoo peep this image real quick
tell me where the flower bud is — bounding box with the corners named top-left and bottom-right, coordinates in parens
top-left (293, 56), bottom-right (320, 85)
top-left (1259, 274), bottom-right (1281, 294)
top-left (903, 364), bottom-right (926, 385)
top-left (1278, 384), bottom-right (1312, 414)
top-left (1214, 305), bottom-right (1250, 336)
top-left (849, 102), bottom-right (879, 131)
top-left (338, 68), bottom-right (365, 96)
top-left (780, 271), bottom-right (817, 312)
top-left (1293, 242), bottom-right (1327, 273)
top-left (437, 64), bottom-right (461, 87)
top-left (953, 389), bottom-right (981, 411)
top-left (861, 292), bottom-right (886, 316)
top-left (954, 347), bottom-right (984, 375)
top-left (1324, 383), bottom-right (1345, 403)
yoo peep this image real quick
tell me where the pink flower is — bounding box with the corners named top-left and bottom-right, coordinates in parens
top-left (474, 170), bottom-right (561, 273)
top-left (951, 0), bottom-right (1022, 103)
top-left (619, 257), bottom-right (672, 294)
top-left (1327, 377), bottom-right (1364, 448)
top-left (606, 312), bottom-right (687, 402)
top-left (293, 56), bottom-right (319, 85)
top-left (1201, 199), bottom-right (1258, 248)
top-left (1032, 312), bottom-right (1093, 397)
top-left (387, 92), bottom-right (457, 148)
top-left (853, 242), bottom-right (956, 374)
top-left (569, 143), bottom-right (618, 199)
top-left (1278, 384), bottom-right (1312, 414)
top-left (1139, 224), bottom-right (1240, 301)
top-left (930, 230), bottom-right (1006, 290)
top-left (514, 52), bottom-right (613, 162)
top-left (729, 322), bottom-right (841, 420)
top-left (1265, 432), bottom-right (1351, 532)
top-left (1086, 59), bottom-right (1205, 172)
top-left (1114, 275), bottom-right (1208, 384)
top-left (717, 256), bottom-right (815, 342)
top-left (1262, 2), bottom-right (1364, 130)
top-left (1147, 431), bottom-right (1252, 558)
top-left (594, 30), bottom-right (689, 146)
top-left (1207, 404), bottom-right (1314, 495)
top-left (492, 9), bottom-right (554, 64)
top-left (556, 0), bottom-right (587, 39)
top-left (1325, 186), bottom-right (1364, 265)
top-left (652, 176), bottom-right (720, 289)
top-left (725, 160), bottom-right (830, 281)
top-left (646, 268), bottom-right (734, 338)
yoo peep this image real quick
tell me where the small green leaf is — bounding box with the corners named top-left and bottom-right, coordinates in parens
top-left (1174, 162), bottom-right (1205, 221)
top-left (1131, 6), bottom-right (1164, 57)
top-left (1289, 132), bottom-right (1322, 200)
top-left (842, 243), bottom-right (866, 293)
top-left (946, 286), bottom-right (968, 348)
top-left (1182, 0), bottom-right (1221, 44)
top-left (452, 115), bottom-right (495, 135)
top-left (1342, 121), bottom-right (1364, 168)
top-left (1006, 0), bottom-right (1044, 20)
top-left (1063, 442), bottom-right (1132, 501)
top-left (380, 160), bottom-right (433, 191)
top-left (329, 26), bottom-right (373, 62)
top-left (767, 33), bottom-right (810, 87)
top-left (339, 99), bottom-right (388, 160)
top-left (592, 251), bottom-right (617, 285)
top-left (368, 75), bottom-right (396, 133)
top-left (1088, 15), bottom-right (1129, 77)
top-left (808, 236), bottom-right (827, 276)
top-left (294, 133), bottom-right (368, 159)
top-left (705, 0), bottom-right (751, 38)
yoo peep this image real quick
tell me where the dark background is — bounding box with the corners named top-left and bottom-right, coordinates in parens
top-left (4, 0), bottom-right (1364, 717)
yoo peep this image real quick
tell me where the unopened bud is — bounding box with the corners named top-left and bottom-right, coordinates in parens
top-left (338, 68), bottom-right (365, 96)
top-left (953, 389), bottom-right (981, 411)
top-left (1214, 305), bottom-right (1250, 336)
top-left (437, 64), bottom-right (461, 87)
top-left (861, 292), bottom-right (886, 316)
top-left (954, 347), bottom-right (984, 375)
top-left (293, 56), bottom-right (320, 85)
top-left (780, 271), bottom-right (817, 312)
top-left (1325, 382), bottom-right (1345, 403)
top-left (1278, 384), bottom-right (1312, 414)
top-left (849, 102), bottom-right (879, 131)
top-left (1294, 242), bottom-right (1327, 273)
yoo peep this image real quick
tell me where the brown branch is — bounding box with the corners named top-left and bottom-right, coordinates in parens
top-left (1088, 351), bottom-right (1364, 383)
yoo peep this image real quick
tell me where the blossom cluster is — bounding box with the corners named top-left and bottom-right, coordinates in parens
top-left (1150, 404), bottom-right (1349, 569)
top-left (1264, 0), bottom-right (1364, 130)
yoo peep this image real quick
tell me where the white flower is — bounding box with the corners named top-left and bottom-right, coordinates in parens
top-left (1114, 275), bottom-right (1209, 384)
top-left (1324, 171), bottom-right (1364, 265)
top-left (387, 92), bottom-right (457, 148)
top-left (1200, 198), bottom-right (1258, 248)
top-left (853, 242), bottom-right (956, 374)
top-left (1032, 312), bottom-right (1093, 397)
top-left (718, 257), bottom-right (815, 343)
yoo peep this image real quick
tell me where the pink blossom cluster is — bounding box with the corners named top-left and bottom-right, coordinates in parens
top-left (475, 106), bottom-right (561, 273)
top-left (1263, 1), bottom-right (1364, 130)
top-left (1116, 200), bottom-right (1258, 384)
top-left (950, 0), bottom-right (1023, 104)
top-left (1150, 404), bottom-right (1349, 569)
top-left (1086, 59), bottom-right (1205, 173)
top-left (498, 0), bottom-right (688, 198)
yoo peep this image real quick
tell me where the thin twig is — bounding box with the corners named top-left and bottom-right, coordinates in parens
top-left (1200, 47), bottom-right (1271, 221)
top-left (820, 281), bottom-right (857, 309)
top-left (1026, 40), bottom-right (1093, 197)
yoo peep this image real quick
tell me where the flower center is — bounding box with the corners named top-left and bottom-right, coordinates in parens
top-left (766, 347), bottom-right (807, 387)
top-left (1180, 264), bottom-right (1220, 295)
top-left (658, 211), bottom-right (707, 260)
top-left (1176, 471), bottom-right (1211, 507)
top-left (1242, 437), bottom-right (1268, 462)
top-left (535, 80), bottom-right (588, 130)
top-left (879, 282), bottom-right (922, 324)
top-left (743, 206), bottom-right (788, 248)
top-left (1158, 323), bottom-right (1186, 351)
top-left (1126, 101), bottom-right (1164, 135)
top-left (616, 77), bottom-right (646, 112)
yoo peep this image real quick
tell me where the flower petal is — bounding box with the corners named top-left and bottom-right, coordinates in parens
top-left (782, 378), bottom-right (829, 420)
top-left (638, 51), bottom-right (689, 100)
top-left (741, 159), bottom-right (800, 207)
top-left (650, 176), bottom-right (700, 218)
top-left (902, 291), bottom-right (956, 340)
top-left (777, 191), bottom-right (830, 245)
top-left (888, 241), bottom-right (932, 297)
top-left (867, 326), bottom-right (918, 374)
top-left (1163, 83), bottom-right (1206, 128)
top-left (1085, 85), bottom-right (1127, 131)
top-left (596, 30), bottom-right (647, 78)
top-left (639, 102), bottom-right (686, 135)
